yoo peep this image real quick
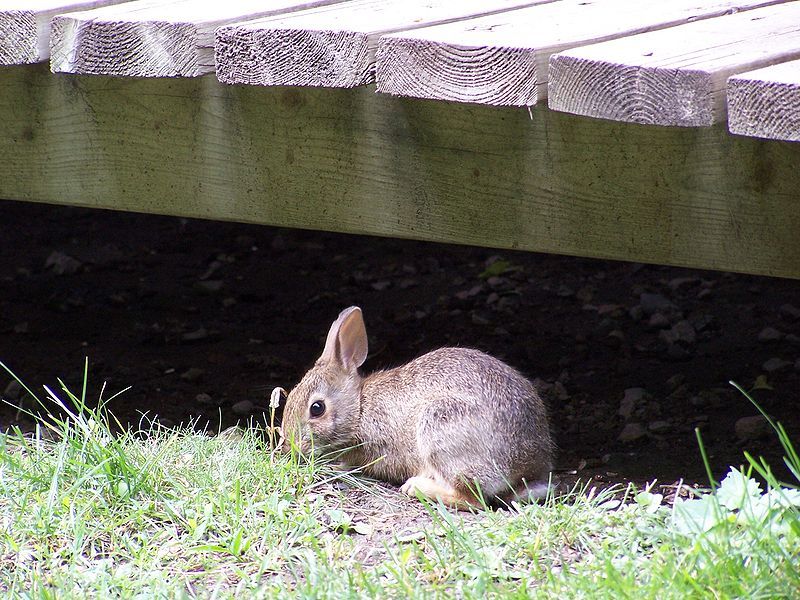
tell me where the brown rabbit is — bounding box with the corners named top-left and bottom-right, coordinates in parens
top-left (279, 306), bottom-right (554, 508)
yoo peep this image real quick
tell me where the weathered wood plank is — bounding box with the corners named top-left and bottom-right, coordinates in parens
top-left (728, 59), bottom-right (800, 141)
top-left (215, 0), bottom-right (554, 88)
top-left (2, 63), bottom-right (800, 279)
top-left (0, 0), bottom-right (128, 64)
top-left (548, 3), bottom-right (800, 126)
top-left (376, 0), bottom-right (787, 107)
top-left (49, 0), bottom-right (347, 77)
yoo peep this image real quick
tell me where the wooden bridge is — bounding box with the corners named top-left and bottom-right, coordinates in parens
top-left (2, 0), bottom-right (799, 278)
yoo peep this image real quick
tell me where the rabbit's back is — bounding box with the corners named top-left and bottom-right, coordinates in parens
top-left (361, 348), bottom-right (554, 497)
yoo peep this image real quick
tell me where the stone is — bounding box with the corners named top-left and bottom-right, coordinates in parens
top-left (735, 415), bottom-right (771, 442)
top-left (780, 304), bottom-right (800, 321)
top-left (647, 312), bottom-right (670, 330)
top-left (667, 277), bottom-right (700, 292)
top-left (639, 293), bottom-right (673, 315)
top-left (660, 320), bottom-right (696, 346)
top-left (194, 280), bottom-right (223, 294)
top-left (231, 400), bottom-right (255, 417)
top-left (666, 373), bottom-right (686, 390)
top-left (666, 344), bottom-right (692, 361)
top-left (618, 388), bottom-right (646, 419)
top-left (758, 327), bottom-right (783, 343)
top-left (180, 367), bottom-right (205, 382)
top-left (762, 358), bottom-right (792, 373)
top-left (182, 328), bottom-right (209, 342)
top-left (44, 251), bottom-right (82, 275)
top-left (195, 392), bottom-right (218, 406)
top-left (648, 420), bottom-right (671, 433)
top-left (618, 423), bottom-right (647, 443)
top-left (3, 380), bottom-right (22, 400)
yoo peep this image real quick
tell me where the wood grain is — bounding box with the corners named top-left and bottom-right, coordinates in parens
top-left (376, 0), bottom-right (787, 107)
top-left (215, 0), bottom-right (552, 88)
top-left (728, 59), bottom-right (800, 141)
top-left (0, 1), bottom-right (126, 65)
top-left (49, 0), bottom-right (346, 77)
top-left (549, 3), bottom-right (800, 126)
top-left (2, 63), bottom-right (800, 279)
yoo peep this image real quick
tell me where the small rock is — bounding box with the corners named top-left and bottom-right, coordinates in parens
top-left (182, 328), bottom-right (209, 342)
top-left (486, 276), bottom-right (507, 289)
top-left (194, 280), bottom-right (223, 294)
top-left (455, 285), bottom-right (483, 300)
top-left (689, 395), bottom-right (706, 407)
top-left (648, 420), bottom-right (671, 433)
top-left (639, 293), bottom-right (673, 316)
top-left (796, 358), bottom-right (800, 372)
top-left (556, 285), bottom-right (575, 298)
top-left (690, 313), bottom-right (716, 332)
top-left (45, 251), bottom-right (82, 275)
top-left (666, 344), bottom-right (692, 361)
top-left (762, 358), bottom-right (792, 373)
top-left (370, 280), bottom-right (391, 291)
top-left (180, 367), bottom-right (205, 382)
top-left (606, 330), bottom-right (626, 346)
top-left (666, 373), bottom-right (686, 390)
top-left (780, 304), bottom-right (800, 321)
top-left (735, 415), bottom-right (771, 442)
top-left (195, 392), bottom-right (218, 406)
top-left (231, 400), bottom-right (255, 417)
top-left (667, 277), bottom-right (700, 292)
top-left (597, 304), bottom-right (624, 317)
top-left (647, 312), bottom-right (671, 330)
top-left (659, 320), bottom-right (696, 346)
top-left (618, 423), bottom-right (647, 443)
top-left (618, 388), bottom-right (646, 419)
top-left (13, 322), bottom-right (29, 334)
top-left (471, 313), bottom-right (490, 326)
top-left (3, 380), bottom-right (22, 400)
top-left (758, 327), bottom-right (783, 343)
top-left (218, 426), bottom-right (245, 441)
top-left (629, 305), bottom-right (644, 322)
top-left (696, 288), bottom-right (713, 300)
top-left (486, 292), bottom-right (499, 305)
top-left (787, 334), bottom-right (800, 346)
top-left (552, 381), bottom-right (570, 401)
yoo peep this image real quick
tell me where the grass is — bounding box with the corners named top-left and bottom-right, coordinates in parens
top-left (1, 362), bottom-right (798, 598)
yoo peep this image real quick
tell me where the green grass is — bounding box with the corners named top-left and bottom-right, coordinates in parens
top-left (1, 362), bottom-right (798, 598)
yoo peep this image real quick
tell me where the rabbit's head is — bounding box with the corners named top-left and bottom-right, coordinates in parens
top-left (280, 307), bottom-right (368, 455)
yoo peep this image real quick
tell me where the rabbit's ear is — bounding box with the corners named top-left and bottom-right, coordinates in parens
top-left (321, 306), bottom-right (368, 370)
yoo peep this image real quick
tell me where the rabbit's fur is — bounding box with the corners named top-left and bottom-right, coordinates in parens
top-left (280, 306), bottom-right (554, 508)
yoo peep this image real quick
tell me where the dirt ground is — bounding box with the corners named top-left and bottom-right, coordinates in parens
top-left (1, 199), bottom-right (799, 492)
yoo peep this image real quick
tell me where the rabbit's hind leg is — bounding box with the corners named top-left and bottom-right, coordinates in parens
top-left (400, 475), bottom-right (480, 510)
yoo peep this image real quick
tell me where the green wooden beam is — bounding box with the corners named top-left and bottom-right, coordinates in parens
top-left (1, 63), bottom-right (799, 278)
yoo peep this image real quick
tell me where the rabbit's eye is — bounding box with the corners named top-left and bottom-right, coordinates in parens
top-left (309, 400), bottom-right (326, 418)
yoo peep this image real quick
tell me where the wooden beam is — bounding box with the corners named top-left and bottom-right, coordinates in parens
top-left (0, 1), bottom-right (127, 65)
top-left (2, 64), bottom-right (800, 279)
top-left (548, 3), bottom-right (800, 126)
top-left (728, 59), bottom-right (800, 141)
top-left (376, 0), bottom-right (786, 107)
top-left (49, 0), bottom-right (347, 77)
top-left (214, 0), bottom-right (553, 88)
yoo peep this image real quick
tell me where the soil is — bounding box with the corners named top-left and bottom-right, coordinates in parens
top-left (2, 199), bottom-right (799, 493)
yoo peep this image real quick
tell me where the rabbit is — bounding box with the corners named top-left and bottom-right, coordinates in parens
top-left (278, 306), bottom-right (555, 508)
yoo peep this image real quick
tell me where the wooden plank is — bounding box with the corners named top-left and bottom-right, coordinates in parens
top-left (728, 59), bottom-right (800, 141)
top-left (376, 0), bottom-right (789, 107)
top-left (49, 0), bottom-right (348, 77)
top-left (0, 1), bottom-right (128, 65)
top-left (2, 64), bottom-right (800, 279)
top-left (214, 0), bottom-right (554, 88)
top-left (548, 3), bottom-right (800, 126)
